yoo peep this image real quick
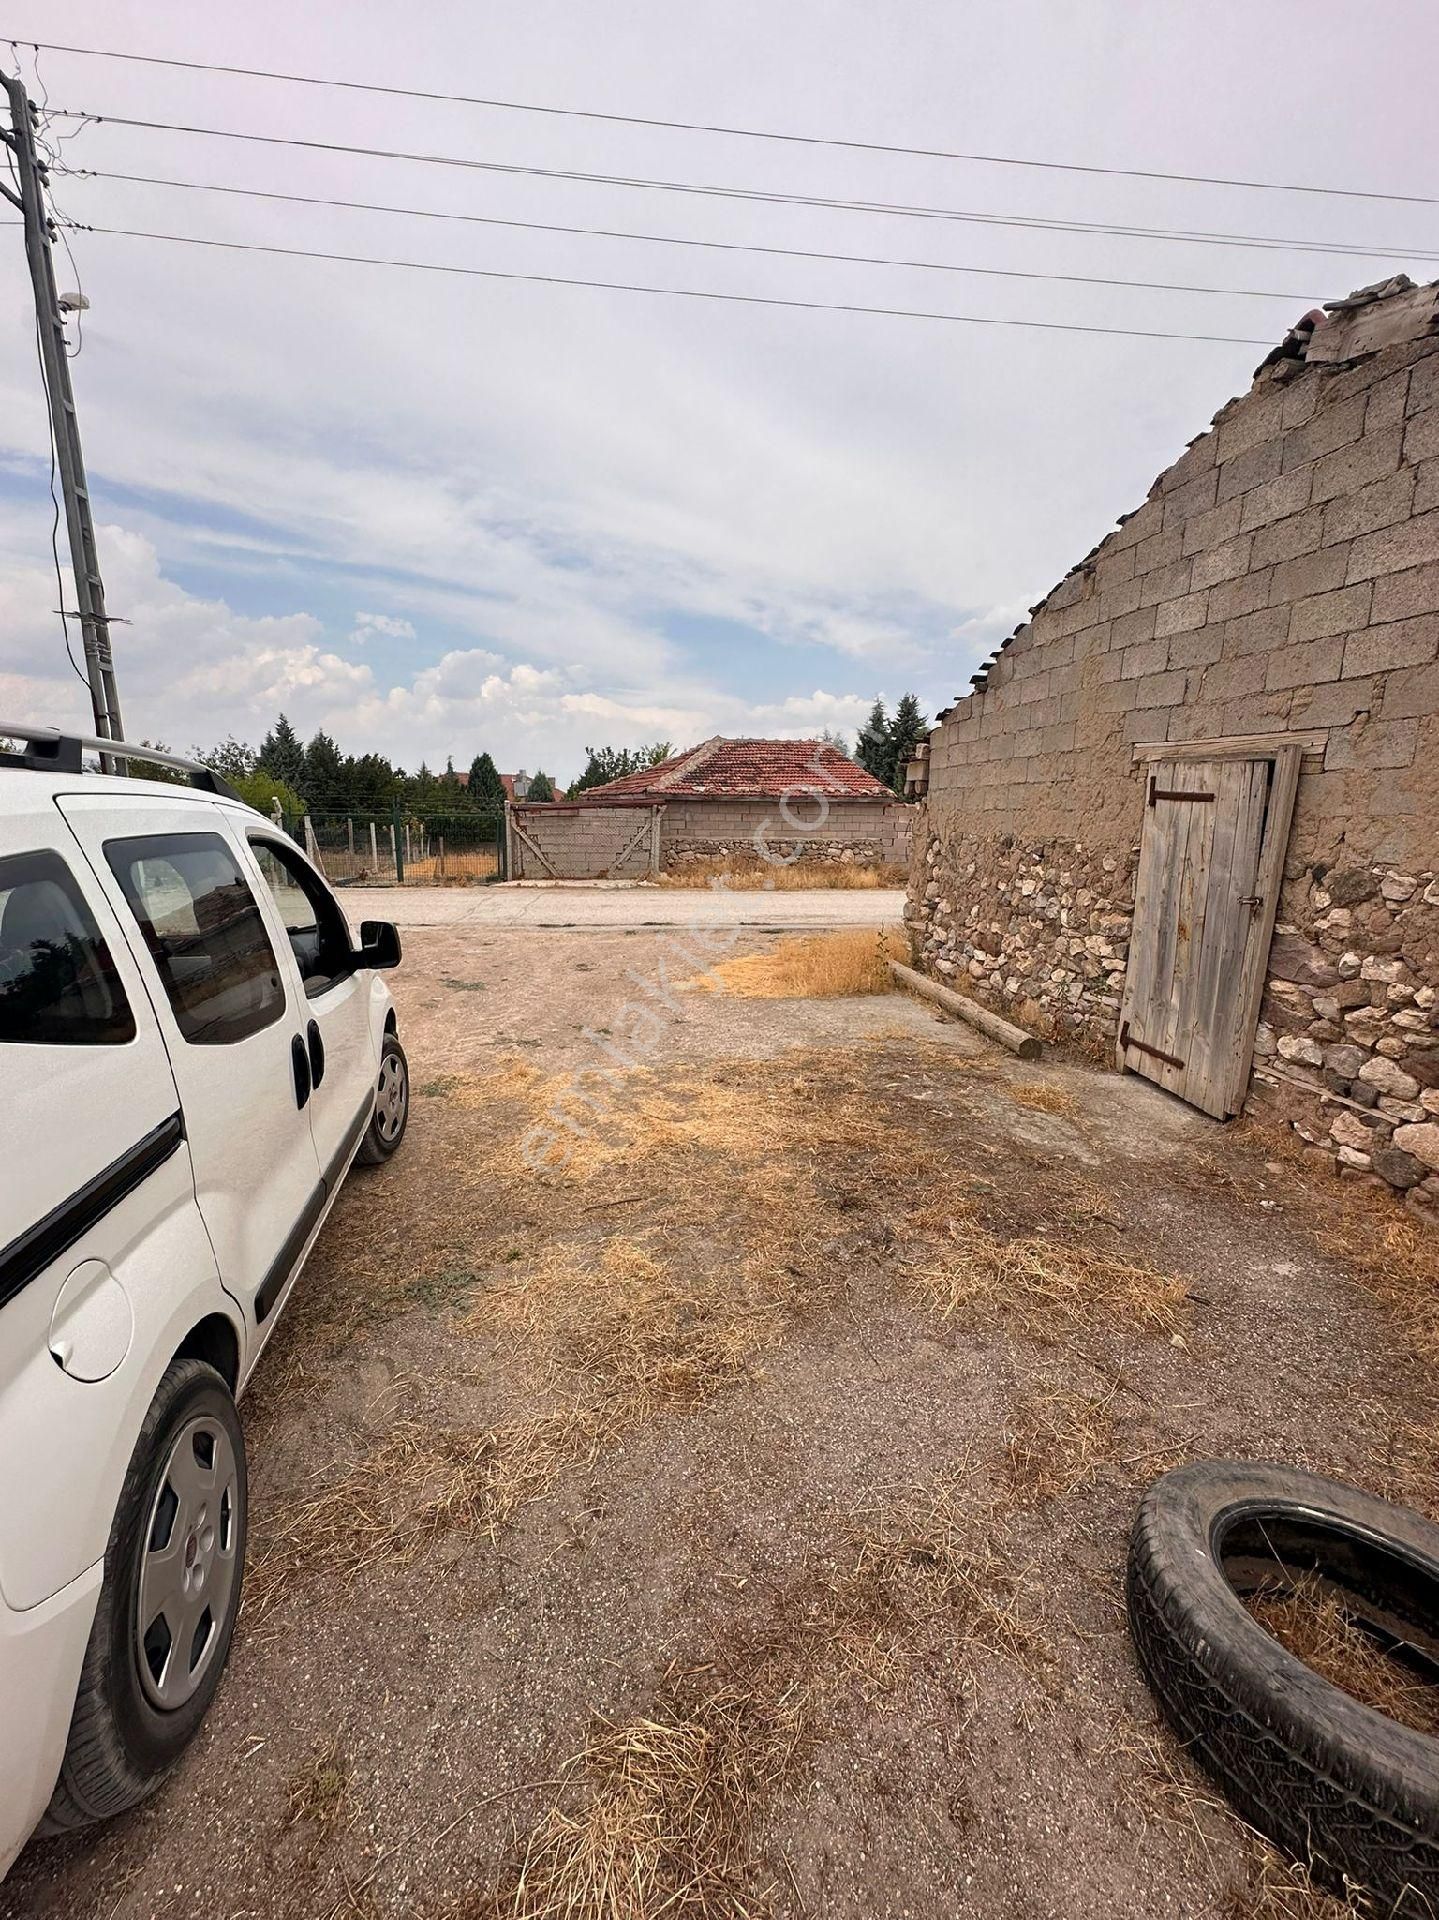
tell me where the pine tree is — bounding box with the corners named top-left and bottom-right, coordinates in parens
top-left (302, 729), bottom-right (347, 812)
top-left (855, 699), bottom-right (889, 781)
top-left (885, 693), bottom-right (929, 795)
top-left (467, 751), bottom-right (506, 804)
top-left (526, 769), bottom-right (555, 802)
top-left (257, 713), bottom-right (305, 795)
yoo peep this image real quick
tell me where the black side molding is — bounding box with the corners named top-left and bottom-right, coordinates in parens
top-left (253, 1183), bottom-right (325, 1325)
top-left (253, 1093), bottom-right (374, 1324)
top-left (323, 1096), bottom-right (373, 1192)
top-left (0, 1112), bottom-right (185, 1311)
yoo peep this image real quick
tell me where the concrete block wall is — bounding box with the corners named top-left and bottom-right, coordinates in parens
top-left (910, 315), bottom-right (1439, 1211)
top-left (510, 804), bottom-right (656, 878)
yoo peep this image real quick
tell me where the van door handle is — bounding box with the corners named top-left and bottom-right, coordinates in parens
top-left (306, 1019), bottom-right (325, 1089)
top-left (291, 1033), bottom-right (312, 1109)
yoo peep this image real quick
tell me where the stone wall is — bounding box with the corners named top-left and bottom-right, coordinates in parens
top-left (659, 796), bottom-right (910, 870)
top-left (908, 279), bottom-right (1439, 1212)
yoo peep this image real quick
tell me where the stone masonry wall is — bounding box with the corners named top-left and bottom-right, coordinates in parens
top-left (659, 796), bottom-right (910, 870)
top-left (909, 287), bottom-right (1439, 1213)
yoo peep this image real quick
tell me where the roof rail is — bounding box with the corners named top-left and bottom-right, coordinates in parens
top-left (0, 721), bottom-right (243, 801)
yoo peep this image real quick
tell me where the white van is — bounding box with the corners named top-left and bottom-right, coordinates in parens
top-left (0, 725), bottom-right (408, 1876)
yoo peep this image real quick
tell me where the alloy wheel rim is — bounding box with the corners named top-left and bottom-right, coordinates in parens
top-left (377, 1052), bottom-right (407, 1143)
top-left (135, 1415), bottom-right (240, 1711)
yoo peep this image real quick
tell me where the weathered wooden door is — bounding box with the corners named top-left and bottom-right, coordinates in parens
top-left (1117, 748), bottom-right (1300, 1119)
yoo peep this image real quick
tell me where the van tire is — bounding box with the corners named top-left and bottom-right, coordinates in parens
top-left (357, 1032), bottom-right (408, 1165)
top-left (41, 1359), bottom-right (247, 1833)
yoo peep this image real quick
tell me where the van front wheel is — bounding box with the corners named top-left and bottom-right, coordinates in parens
top-left (357, 1032), bottom-right (409, 1165)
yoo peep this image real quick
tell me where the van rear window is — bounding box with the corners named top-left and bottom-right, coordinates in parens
top-left (0, 849), bottom-right (136, 1045)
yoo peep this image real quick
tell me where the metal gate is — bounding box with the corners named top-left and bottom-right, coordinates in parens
top-left (1117, 745), bottom-right (1300, 1119)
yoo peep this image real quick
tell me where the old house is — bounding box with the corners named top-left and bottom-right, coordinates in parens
top-left (906, 276), bottom-right (1439, 1212)
top-left (508, 736), bottom-right (911, 878)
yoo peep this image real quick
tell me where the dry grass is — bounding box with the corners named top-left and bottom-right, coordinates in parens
top-left (483, 1476), bottom-right (1046, 1920)
top-left (286, 1735), bottom-right (354, 1837)
top-left (695, 927), bottom-right (909, 998)
top-left (1109, 1724), bottom-right (1356, 1918)
top-left (1005, 1080), bottom-right (1079, 1117)
top-left (912, 1215), bottom-right (1187, 1341)
top-left (246, 1410), bottom-right (601, 1618)
top-left (1245, 1573), bottom-right (1439, 1739)
top-left (657, 856), bottom-right (906, 891)
top-left (1003, 1386), bottom-right (1118, 1501)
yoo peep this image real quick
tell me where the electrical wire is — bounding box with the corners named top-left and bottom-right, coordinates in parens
top-left (61, 166), bottom-right (1322, 305)
top-left (44, 109), bottom-right (1439, 265)
top-left (14, 35), bottom-right (1437, 208)
top-left (57, 217), bottom-right (1276, 344)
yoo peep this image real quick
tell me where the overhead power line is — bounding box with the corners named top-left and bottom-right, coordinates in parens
top-left (15, 35), bottom-right (1437, 208)
top-left (59, 219), bottom-right (1276, 344)
top-left (46, 110), bottom-right (1439, 265)
top-left (67, 168), bottom-right (1320, 304)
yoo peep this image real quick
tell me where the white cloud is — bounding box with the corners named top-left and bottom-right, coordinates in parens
top-left (349, 611), bottom-right (417, 643)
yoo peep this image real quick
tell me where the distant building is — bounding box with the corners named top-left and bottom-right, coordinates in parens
top-left (508, 735), bottom-right (912, 878)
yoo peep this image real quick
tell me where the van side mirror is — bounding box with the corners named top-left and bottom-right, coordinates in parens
top-left (357, 920), bottom-right (402, 970)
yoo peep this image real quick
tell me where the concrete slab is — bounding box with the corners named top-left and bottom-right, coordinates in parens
top-left (337, 884), bottom-right (906, 930)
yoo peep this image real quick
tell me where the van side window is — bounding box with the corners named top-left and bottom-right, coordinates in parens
top-left (106, 832), bottom-right (285, 1046)
top-left (0, 849), bottom-right (136, 1045)
top-left (248, 839), bottom-right (353, 997)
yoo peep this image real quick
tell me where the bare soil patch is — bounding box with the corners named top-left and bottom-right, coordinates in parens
top-left (6, 928), bottom-right (1435, 1920)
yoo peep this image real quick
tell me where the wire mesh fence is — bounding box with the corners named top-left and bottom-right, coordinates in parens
top-left (296, 808), bottom-right (507, 886)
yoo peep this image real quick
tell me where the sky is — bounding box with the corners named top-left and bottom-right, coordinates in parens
top-left (2, 2), bottom-right (1437, 784)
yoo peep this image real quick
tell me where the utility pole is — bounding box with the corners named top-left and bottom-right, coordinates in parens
top-left (2, 73), bottom-right (125, 768)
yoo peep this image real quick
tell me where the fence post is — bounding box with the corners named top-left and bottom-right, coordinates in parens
top-left (346, 817), bottom-right (355, 857)
top-left (369, 820), bottom-right (379, 874)
top-left (392, 807), bottom-right (405, 884)
top-left (438, 834), bottom-right (445, 878)
top-left (304, 815), bottom-right (329, 875)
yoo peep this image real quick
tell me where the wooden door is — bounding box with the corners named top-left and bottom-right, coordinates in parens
top-left (1117, 748), bottom-right (1299, 1119)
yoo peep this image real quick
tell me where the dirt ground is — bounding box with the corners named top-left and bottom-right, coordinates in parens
top-left (6, 925), bottom-right (1436, 1920)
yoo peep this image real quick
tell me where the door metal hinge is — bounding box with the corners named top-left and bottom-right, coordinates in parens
top-left (1148, 775), bottom-right (1216, 807)
top-left (1120, 1020), bottom-right (1187, 1070)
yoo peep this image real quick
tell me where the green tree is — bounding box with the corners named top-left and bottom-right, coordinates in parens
top-left (885, 693), bottom-right (929, 795)
top-left (855, 699), bottom-right (889, 782)
top-left (232, 768), bottom-right (304, 819)
top-left (345, 753), bottom-right (399, 813)
top-left (302, 729), bottom-right (348, 812)
top-left (570, 740), bottom-right (675, 795)
top-left (467, 751), bottom-right (506, 803)
top-left (817, 726), bottom-right (851, 756)
top-left (405, 761), bottom-right (442, 810)
top-left (193, 735), bottom-right (257, 782)
top-left (257, 713), bottom-right (305, 795)
top-left (526, 769), bottom-right (555, 802)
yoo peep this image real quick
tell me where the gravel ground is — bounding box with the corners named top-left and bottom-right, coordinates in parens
top-left (5, 927), bottom-right (1433, 1920)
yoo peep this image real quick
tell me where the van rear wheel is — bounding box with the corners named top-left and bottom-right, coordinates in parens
top-left (42, 1358), bottom-right (247, 1832)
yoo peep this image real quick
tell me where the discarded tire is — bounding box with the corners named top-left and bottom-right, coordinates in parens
top-left (1126, 1462), bottom-right (1439, 1916)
